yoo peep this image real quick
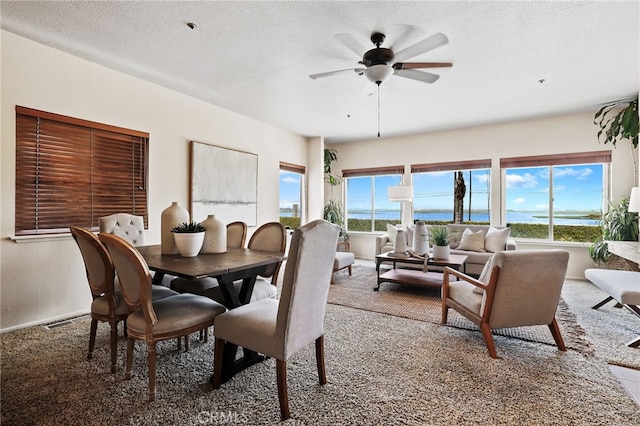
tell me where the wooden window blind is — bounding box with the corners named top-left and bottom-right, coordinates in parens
top-left (342, 165), bottom-right (404, 178)
top-left (279, 161), bottom-right (306, 174)
top-left (411, 159), bottom-right (491, 173)
top-left (500, 151), bottom-right (612, 168)
top-left (15, 106), bottom-right (149, 235)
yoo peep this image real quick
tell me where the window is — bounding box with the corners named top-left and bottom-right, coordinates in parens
top-left (343, 166), bottom-right (403, 232)
top-left (411, 159), bottom-right (491, 224)
top-left (15, 106), bottom-right (148, 235)
top-left (501, 151), bottom-right (610, 242)
top-left (279, 162), bottom-right (305, 230)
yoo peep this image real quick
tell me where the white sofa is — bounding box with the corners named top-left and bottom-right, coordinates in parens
top-left (375, 223), bottom-right (517, 276)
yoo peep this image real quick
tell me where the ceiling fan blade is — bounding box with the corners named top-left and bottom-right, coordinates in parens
top-left (392, 32), bottom-right (449, 63)
top-left (393, 62), bottom-right (452, 70)
top-left (394, 69), bottom-right (440, 84)
top-left (334, 33), bottom-right (367, 57)
top-left (309, 68), bottom-right (365, 79)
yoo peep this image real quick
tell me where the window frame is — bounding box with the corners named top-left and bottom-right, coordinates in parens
top-left (343, 165), bottom-right (404, 233)
top-left (500, 151), bottom-right (611, 242)
top-left (14, 106), bottom-right (149, 236)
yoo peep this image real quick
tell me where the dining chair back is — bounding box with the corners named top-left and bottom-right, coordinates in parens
top-left (99, 233), bottom-right (227, 401)
top-left (99, 213), bottom-right (146, 246)
top-left (226, 221), bottom-right (247, 249)
top-left (442, 249), bottom-right (569, 358)
top-left (70, 226), bottom-right (127, 373)
top-left (213, 219), bottom-right (339, 419)
top-left (247, 221), bottom-right (287, 283)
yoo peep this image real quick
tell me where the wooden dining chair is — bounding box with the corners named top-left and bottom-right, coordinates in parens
top-left (99, 233), bottom-right (227, 401)
top-left (226, 221), bottom-right (247, 249)
top-left (70, 226), bottom-right (128, 374)
top-left (71, 226), bottom-right (177, 373)
top-left (442, 249), bottom-right (569, 359)
top-left (213, 219), bottom-right (339, 420)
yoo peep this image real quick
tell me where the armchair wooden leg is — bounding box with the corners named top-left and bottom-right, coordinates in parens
top-left (548, 318), bottom-right (566, 351)
top-left (213, 338), bottom-right (225, 389)
top-left (441, 303), bottom-right (449, 324)
top-left (276, 359), bottom-right (290, 420)
top-left (147, 342), bottom-right (157, 402)
top-left (348, 265), bottom-right (352, 276)
top-left (480, 322), bottom-right (498, 359)
top-left (315, 336), bottom-right (327, 385)
top-left (88, 318), bottom-right (98, 360)
top-left (109, 320), bottom-right (118, 373)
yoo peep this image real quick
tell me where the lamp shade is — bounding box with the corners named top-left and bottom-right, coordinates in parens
top-left (629, 187), bottom-right (640, 213)
top-left (388, 185), bottom-right (413, 202)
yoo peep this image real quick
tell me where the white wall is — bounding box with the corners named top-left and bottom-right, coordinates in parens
top-left (0, 31), bottom-right (312, 331)
top-left (328, 112), bottom-right (637, 279)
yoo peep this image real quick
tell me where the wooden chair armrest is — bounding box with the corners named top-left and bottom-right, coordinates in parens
top-left (337, 240), bottom-right (351, 252)
top-left (443, 266), bottom-right (487, 291)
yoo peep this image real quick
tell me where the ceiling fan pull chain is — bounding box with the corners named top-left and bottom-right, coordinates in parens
top-left (377, 84), bottom-right (381, 138)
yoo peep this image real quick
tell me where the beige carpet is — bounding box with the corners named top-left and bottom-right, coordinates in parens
top-left (328, 265), bottom-right (592, 352)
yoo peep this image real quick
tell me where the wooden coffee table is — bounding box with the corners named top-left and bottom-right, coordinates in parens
top-left (374, 252), bottom-right (468, 292)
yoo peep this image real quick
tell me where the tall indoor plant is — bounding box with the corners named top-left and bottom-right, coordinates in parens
top-left (323, 148), bottom-right (348, 239)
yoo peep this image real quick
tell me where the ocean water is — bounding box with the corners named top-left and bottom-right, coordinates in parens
top-left (281, 209), bottom-right (600, 225)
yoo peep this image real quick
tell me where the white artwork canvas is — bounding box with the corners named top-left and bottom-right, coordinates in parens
top-left (191, 141), bottom-right (258, 226)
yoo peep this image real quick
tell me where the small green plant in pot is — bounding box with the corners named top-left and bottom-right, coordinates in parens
top-left (589, 197), bottom-right (639, 266)
top-left (430, 225), bottom-right (451, 260)
top-left (171, 221), bottom-right (206, 257)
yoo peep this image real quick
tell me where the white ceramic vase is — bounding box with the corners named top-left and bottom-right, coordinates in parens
top-left (412, 221), bottom-right (429, 255)
top-left (161, 202), bottom-right (189, 254)
top-left (173, 232), bottom-right (205, 257)
top-left (393, 229), bottom-right (407, 255)
top-left (432, 245), bottom-right (450, 260)
top-left (200, 214), bottom-right (227, 253)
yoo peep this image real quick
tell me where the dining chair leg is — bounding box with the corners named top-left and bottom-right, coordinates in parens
top-left (147, 341), bottom-right (157, 402)
top-left (315, 336), bottom-right (326, 385)
top-left (480, 322), bottom-right (498, 359)
top-left (109, 320), bottom-right (118, 373)
top-left (548, 318), bottom-right (566, 351)
top-left (276, 359), bottom-right (290, 420)
top-left (213, 338), bottom-right (225, 389)
top-left (125, 337), bottom-right (134, 380)
top-left (88, 318), bottom-right (98, 360)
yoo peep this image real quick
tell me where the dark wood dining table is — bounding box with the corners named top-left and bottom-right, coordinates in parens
top-left (135, 244), bottom-right (287, 382)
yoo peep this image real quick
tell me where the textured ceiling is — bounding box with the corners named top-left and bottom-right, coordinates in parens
top-left (1, 1), bottom-right (638, 143)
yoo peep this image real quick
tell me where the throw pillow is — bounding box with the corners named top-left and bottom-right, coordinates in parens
top-left (474, 254), bottom-right (495, 294)
top-left (484, 227), bottom-right (511, 253)
top-left (405, 224), bottom-right (415, 247)
top-left (457, 228), bottom-right (486, 252)
top-left (386, 223), bottom-right (400, 244)
top-left (448, 228), bottom-right (462, 249)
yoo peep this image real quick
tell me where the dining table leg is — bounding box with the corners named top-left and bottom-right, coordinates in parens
top-left (211, 268), bottom-right (268, 384)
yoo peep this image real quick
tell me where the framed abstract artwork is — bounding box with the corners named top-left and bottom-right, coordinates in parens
top-left (190, 141), bottom-right (258, 226)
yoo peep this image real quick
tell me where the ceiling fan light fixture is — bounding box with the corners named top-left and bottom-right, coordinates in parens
top-left (365, 64), bottom-right (393, 85)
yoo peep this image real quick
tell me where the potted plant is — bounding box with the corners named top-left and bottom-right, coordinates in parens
top-left (594, 95), bottom-right (638, 149)
top-left (323, 148), bottom-right (348, 240)
top-left (171, 221), bottom-right (206, 257)
top-left (430, 225), bottom-right (450, 260)
top-left (589, 197), bottom-right (639, 267)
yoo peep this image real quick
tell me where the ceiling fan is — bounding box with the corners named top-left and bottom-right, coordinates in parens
top-left (309, 31), bottom-right (452, 86)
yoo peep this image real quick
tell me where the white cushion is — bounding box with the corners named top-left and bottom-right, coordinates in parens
top-left (474, 254), bottom-right (495, 294)
top-left (386, 223), bottom-right (401, 243)
top-left (387, 223), bottom-right (413, 245)
top-left (484, 227), bottom-right (511, 253)
top-left (457, 228), bottom-right (486, 252)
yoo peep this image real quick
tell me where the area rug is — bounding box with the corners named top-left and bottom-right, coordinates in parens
top-left (2, 303), bottom-right (639, 425)
top-left (329, 265), bottom-right (592, 353)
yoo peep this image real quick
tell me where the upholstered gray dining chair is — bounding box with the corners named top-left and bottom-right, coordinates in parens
top-left (441, 249), bottom-right (570, 359)
top-left (99, 233), bottom-right (227, 401)
top-left (212, 219), bottom-right (339, 420)
top-left (70, 226), bottom-right (177, 373)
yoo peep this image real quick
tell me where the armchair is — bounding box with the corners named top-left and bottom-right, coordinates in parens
top-left (441, 249), bottom-right (569, 358)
